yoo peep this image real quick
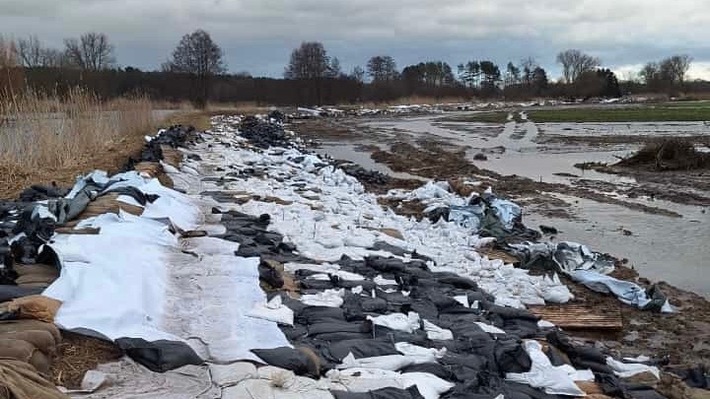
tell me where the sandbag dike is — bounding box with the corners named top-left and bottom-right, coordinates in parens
top-left (0, 125), bottom-right (203, 395)
top-left (168, 115), bottom-right (705, 399)
top-left (0, 115), bottom-right (705, 398)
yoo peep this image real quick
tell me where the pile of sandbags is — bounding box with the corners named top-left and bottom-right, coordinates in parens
top-left (13, 265), bottom-right (59, 291)
top-left (0, 296), bottom-right (68, 398)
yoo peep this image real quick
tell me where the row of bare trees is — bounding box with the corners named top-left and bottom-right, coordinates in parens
top-left (2, 30), bottom-right (701, 105)
top-left (15, 33), bottom-right (115, 70)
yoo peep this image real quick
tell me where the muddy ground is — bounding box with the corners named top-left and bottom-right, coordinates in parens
top-left (291, 115), bottom-right (710, 369)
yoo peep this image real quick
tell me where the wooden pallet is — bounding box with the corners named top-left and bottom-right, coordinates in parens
top-left (528, 304), bottom-right (623, 330)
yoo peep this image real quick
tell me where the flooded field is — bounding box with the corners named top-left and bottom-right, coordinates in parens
top-left (302, 112), bottom-right (710, 297)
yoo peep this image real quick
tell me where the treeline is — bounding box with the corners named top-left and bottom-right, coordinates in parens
top-left (0, 32), bottom-right (704, 106)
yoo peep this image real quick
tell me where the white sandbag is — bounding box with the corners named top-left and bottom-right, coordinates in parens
top-left (367, 312), bottom-right (421, 333)
top-left (247, 296), bottom-right (294, 326)
top-left (606, 357), bottom-right (660, 379)
top-left (338, 353), bottom-right (436, 371)
top-left (301, 289), bottom-right (345, 307)
top-left (475, 322), bottom-right (506, 335)
top-left (423, 319), bottom-right (454, 340)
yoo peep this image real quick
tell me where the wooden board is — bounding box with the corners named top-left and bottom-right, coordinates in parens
top-left (528, 304), bottom-right (623, 330)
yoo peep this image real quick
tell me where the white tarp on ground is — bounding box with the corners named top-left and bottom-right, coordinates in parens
top-left (44, 170), bottom-right (290, 366)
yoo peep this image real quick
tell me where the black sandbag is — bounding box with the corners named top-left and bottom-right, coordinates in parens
top-left (544, 344), bottom-right (570, 367)
top-left (494, 340), bottom-right (533, 374)
top-left (300, 279), bottom-right (336, 290)
top-left (251, 347), bottom-right (321, 377)
top-left (409, 300), bottom-right (439, 321)
top-left (0, 286), bottom-right (43, 302)
top-left (372, 327), bottom-right (430, 346)
top-left (546, 330), bottom-right (606, 365)
top-left (436, 275), bottom-right (479, 290)
top-left (19, 184), bottom-right (68, 202)
top-left (324, 339), bottom-right (399, 362)
top-left (483, 304), bottom-right (539, 321)
top-left (281, 325), bottom-right (309, 341)
top-left (297, 306), bottom-right (346, 324)
top-left (440, 353), bottom-right (489, 372)
top-left (116, 338), bottom-right (203, 372)
top-left (400, 363), bottom-right (458, 381)
top-left (332, 386), bottom-right (425, 399)
top-left (365, 256), bottom-right (407, 273)
top-left (308, 320), bottom-right (370, 337)
top-left (499, 318), bottom-right (541, 338)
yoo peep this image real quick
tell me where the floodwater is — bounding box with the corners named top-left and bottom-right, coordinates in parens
top-left (314, 112), bottom-right (710, 297)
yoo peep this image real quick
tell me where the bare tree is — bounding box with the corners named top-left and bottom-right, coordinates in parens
top-left (165, 30), bottom-right (226, 76)
top-left (17, 35), bottom-right (43, 67)
top-left (351, 66), bottom-right (365, 83)
top-left (520, 57), bottom-right (538, 86)
top-left (660, 54), bottom-right (692, 85)
top-left (284, 42), bottom-right (332, 80)
top-left (17, 36), bottom-right (64, 68)
top-left (165, 29), bottom-right (226, 107)
top-left (556, 49), bottom-right (600, 83)
top-left (64, 32), bottom-right (115, 70)
top-left (639, 62), bottom-right (660, 86)
top-left (366, 55), bottom-right (398, 82)
top-left (41, 48), bottom-right (66, 68)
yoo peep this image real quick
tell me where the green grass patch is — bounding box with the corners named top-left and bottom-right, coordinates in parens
top-left (442, 111), bottom-right (512, 124)
top-left (526, 105), bottom-right (710, 122)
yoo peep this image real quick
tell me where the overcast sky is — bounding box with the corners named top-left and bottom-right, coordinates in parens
top-left (2, 0), bottom-right (710, 80)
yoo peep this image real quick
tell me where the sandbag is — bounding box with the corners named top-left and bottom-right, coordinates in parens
top-left (0, 330), bottom-right (56, 356)
top-left (252, 347), bottom-right (322, 377)
top-left (116, 338), bottom-right (203, 373)
top-left (14, 274), bottom-right (56, 286)
top-left (0, 287), bottom-right (43, 304)
top-left (7, 296), bottom-right (62, 323)
top-left (324, 339), bottom-right (399, 362)
top-left (28, 350), bottom-right (50, 377)
top-left (0, 339), bottom-right (35, 363)
top-left (0, 320), bottom-right (61, 342)
top-left (13, 264), bottom-right (59, 280)
top-left (0, 359), bottom-right (69, 399)
top-left (331, 386), bottom-right (425, 399)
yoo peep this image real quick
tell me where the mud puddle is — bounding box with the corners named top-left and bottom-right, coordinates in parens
top-left (524, 193), bottom-right (710, 298)
top-left (313, 142), bottom-right (427, 182)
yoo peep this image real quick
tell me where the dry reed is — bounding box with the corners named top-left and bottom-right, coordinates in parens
top-left (0, 86), bottom-right (155, 198)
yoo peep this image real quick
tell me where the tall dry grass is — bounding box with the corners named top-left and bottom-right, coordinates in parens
top-left (0, 87), bottom-right (155, 198)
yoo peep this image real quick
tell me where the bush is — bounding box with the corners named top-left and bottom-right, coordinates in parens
top-left (617, 138), bottom-right (710, 170)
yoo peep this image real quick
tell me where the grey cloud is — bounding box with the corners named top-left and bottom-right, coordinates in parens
top-left (0, 0), bottom-right (708, 79)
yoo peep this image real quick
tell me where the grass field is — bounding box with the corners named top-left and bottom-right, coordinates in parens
top-left (447, 102), bottom-right (710, 123)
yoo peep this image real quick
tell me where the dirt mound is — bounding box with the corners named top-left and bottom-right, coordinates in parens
top-left (617, 139), bottom-right (710, 171)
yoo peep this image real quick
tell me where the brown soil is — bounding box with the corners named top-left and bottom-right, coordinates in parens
top-left (562, 273), bottom-right (710, 368)
top-left (51, 331), bottom-right (123, 389)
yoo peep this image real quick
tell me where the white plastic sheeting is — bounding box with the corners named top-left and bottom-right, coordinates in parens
top-left (45, 170), bottom-right (291, 366)
top-left (45, 212), bottom-right (183, 342)
top-left (506, 341), bottom-right (591, 397)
